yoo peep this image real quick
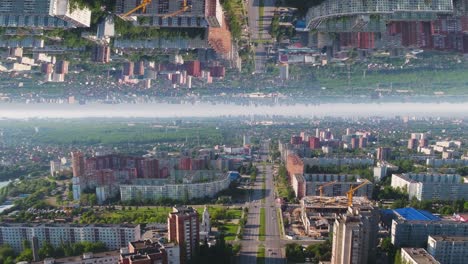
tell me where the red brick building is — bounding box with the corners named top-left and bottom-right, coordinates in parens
top-left (286, 154), bottom-right (304, 181)
top-left (309, 137), bottom-right (320, 150)
top-left (168, 207), bottom-right (199, 264)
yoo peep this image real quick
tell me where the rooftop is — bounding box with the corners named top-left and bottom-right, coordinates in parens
top-left (402, 248), bottom-right (440, 264)
top-left (33, 251), bottom-right (120, 264)
top-left (394, 208), bottom-right (440, 221)
top-left (429, 235), bottom-right (468, 242)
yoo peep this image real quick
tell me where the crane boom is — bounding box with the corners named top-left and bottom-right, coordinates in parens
top-left (316, 180), bottom-right (337, 198)
top-left (121, 0), bottom-right (153, 19)
top-left (346, 179), bottom-right (370, 207)
top-left (162, 0), bottom-right (191, 19)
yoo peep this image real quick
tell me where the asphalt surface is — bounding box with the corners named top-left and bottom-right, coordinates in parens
top-left (248, 0), bottom-right (276, 73)
top-left (238, 139), bottom-right (285, 264)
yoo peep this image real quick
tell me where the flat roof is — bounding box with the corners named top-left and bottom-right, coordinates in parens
top-left (394, 208), bottom-right (440, 221)
top-left (429, 235), bottom-right (468, 242)
top-left (402, 248), bottom-right (440, 264)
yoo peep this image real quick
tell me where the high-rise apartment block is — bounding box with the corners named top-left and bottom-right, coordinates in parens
top-left (93, 45), bottom-right (111, 63)
top-left (377, 147), bottom-right (391, 160)
top-left (55, 60), bottom-right (69, 74)
top-left (0, 223), bottom-right (140, 253)
top-left (331, 207), bottom-right (379, 264)
top-left (391, 173), bottom-right (468, 201)
top-left (71, 151), bottom-right (85, 177)
top-left (0, 0), bottom-right (91, 28)
top-left (427, 235), bottom-right (468, 264)
top-left (168, 206), bottom-right (199, 264)
top-left (123, 62), bottom-right (134, 77)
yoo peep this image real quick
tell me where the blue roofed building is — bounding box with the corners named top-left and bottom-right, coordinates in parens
top-left (390, 207), bottom-right (468, 247)
top-left (228, 171), bottom-right (240, 181)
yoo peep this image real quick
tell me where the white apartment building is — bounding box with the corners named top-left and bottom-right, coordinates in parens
top-left (391, 173), bottom-right (468, 201)
top-left (0, 0), bottom-right (91, 28)
top-left (0, 223), bottom-right (141, 253)
top-left (427, 235), bottom-right (468, 264)
top-left (120, 176), bottom-right (231, 201)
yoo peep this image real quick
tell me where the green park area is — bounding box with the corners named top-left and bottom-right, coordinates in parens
top-left (79, 205), bottom-right (243, 241)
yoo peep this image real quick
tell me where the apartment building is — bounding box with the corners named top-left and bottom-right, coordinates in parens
top-left (0, 223), bottom-right (141, 253)
top-left (120, 175), bottom-right (231, 201)
top-left (391, 173), bottom-right (468, 201)
top-left (400, 248), bottom-right (440, 264)
top-left (331, 207), bottom-right (379, 264)
top-left (391, 219), bottom-right (468, 248)
top-left (167, 206), bottom-right (199, 264)
top-left (0, 0), bottom-right (91, 28)
top-left (427, 235), bottom-right (468, 264)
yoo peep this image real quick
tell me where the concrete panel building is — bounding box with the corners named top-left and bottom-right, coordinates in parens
top-left (0, 223), bottom-right (141, 253)
top-left (331, 206), bottom-right (379, 264)
top-left (400, 248), bottom-right (440, 264)
top-left (427, 236), bottom-right (468, 264)
top-left (391, 173), bottom-right (468, 201)
top-left (0, 0), bottom-right (91, 28)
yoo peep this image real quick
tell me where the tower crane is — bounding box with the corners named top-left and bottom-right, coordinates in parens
top-left (316, 180), bottom-right (337, 201)
top-left (162, 0), bottom-right (192, 19)
top-left (119, 0), bottom-right (192, 21)
top-left (120, 0), bottom-right (153, 20)
top-left (346, 179), bottom-right (370, 207)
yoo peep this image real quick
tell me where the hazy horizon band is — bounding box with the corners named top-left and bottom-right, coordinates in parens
top-left (0, 102), bottom-right (467, 119)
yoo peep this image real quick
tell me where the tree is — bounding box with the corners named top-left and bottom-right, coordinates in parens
top-left (285, 243), bottom-right (305, 263)
top-left (39, 242), bottom-right (56, 259)
top-left (0, 245), bottom-right (16, 264)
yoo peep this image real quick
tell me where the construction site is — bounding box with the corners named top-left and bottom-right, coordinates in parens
top-left (297, 196), bottom-right (376, 239)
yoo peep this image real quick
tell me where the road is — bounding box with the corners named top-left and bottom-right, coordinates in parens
top-left (248, 0), bottom-right (277, 73)
top-left (238, 140), bottom-right (285, 264)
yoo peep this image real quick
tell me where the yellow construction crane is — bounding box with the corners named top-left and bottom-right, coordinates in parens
top-left (346, 179), bottom-right (370, 207)
top-left (162, 0), bottom-right (191, 18)
top-left (316, 180), bottom-right (337, 200)
top-left (120, 0), bottom-right (153, 20)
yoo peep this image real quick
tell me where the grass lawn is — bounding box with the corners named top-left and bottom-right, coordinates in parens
top-left (221, 223), bottom-right (239, 241)
top-left (95, 206), bottom-right (172, 224)
top-left (259, 208), bottom-right (266, 241)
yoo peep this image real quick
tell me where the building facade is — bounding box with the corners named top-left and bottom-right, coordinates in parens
top-left (120, 176), bottom-right (231, 202)
top-left (0, 0), bottom-right (91, 28)
top-left (331, 207), bottom-right (379, 264)
top-left (427, 235), bottom-right (468, 264)
top-left (168, 207), bottom-right (199, 264)
top-left (0, 223), bottom-right (141, 253)
top-left (391, 173), bottom-right (468, 201)
top-left (391, 219), bottom-right (468, 247)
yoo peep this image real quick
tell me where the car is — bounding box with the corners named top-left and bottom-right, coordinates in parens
top-left (268, 248), bottom-right (272, 251)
